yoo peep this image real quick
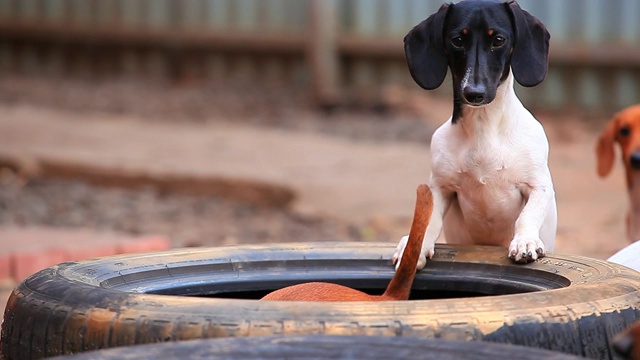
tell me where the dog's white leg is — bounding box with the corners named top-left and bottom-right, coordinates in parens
top-left (393, 185), bottom-right (449, 270)
top-left (509, 179), bottom-right (555, 263)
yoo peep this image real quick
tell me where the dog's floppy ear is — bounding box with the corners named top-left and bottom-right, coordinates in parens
top-left (596, 116), bottom-right (620, 177)
top-left (506, 0), bottom-right (550, 87)
top-left (404, 3), bottom-right (450, 90)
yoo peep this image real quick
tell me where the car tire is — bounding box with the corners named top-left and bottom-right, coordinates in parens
top-left (2, 242), bottom-right (639, 359)
top-left (47, 335), bottom-right (585, 360)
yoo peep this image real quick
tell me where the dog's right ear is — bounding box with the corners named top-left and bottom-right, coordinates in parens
top-left (404, 3), bottom-right (450, 90)
top-left (596, 116), bottom-right (619, 177)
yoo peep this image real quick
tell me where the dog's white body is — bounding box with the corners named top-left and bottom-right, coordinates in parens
top-left (394, 72), bottom-right (557, 269)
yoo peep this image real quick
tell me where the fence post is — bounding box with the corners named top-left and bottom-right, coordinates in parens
top-left (308, 0), bottom-right (340, 107)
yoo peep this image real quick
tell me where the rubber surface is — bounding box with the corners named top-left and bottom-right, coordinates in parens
top-left (2, 242), bottom-right (640, 359)
top-left (47, 335), bottom-right (585, 360)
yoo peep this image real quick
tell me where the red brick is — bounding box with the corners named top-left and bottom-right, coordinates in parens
top-left (116, 236), bottom-right (171, 254)
top-left (1, 227), bottom-right (173, 281)
top-left (13, 248), bottom-right (67, 281)
top-left (0, 253), bottom-right (11, 281)
top-left (66, 244), bottom-right (119, 262)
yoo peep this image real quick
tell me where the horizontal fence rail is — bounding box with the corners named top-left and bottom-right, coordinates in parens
top-left (0, 0), bottom-right (639, 113)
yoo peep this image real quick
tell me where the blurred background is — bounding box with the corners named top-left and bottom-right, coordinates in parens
top-left (0, 0), bottom-right (639, 295)
top-left (1, 0), bottom-right (639, 110)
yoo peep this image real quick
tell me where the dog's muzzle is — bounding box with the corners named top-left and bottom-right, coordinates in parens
top-left (631, 151), bottom-right (640, 170)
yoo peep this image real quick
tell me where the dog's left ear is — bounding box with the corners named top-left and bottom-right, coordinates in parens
top-left (506, 1), bottom-right (550, 87)
top-left (403, 3), bottom-right (451, 90)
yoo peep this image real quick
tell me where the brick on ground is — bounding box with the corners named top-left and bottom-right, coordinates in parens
top-left (0, 227), bottom-right (169, 356)
top-left (0, 226), bottom-right (171, 282)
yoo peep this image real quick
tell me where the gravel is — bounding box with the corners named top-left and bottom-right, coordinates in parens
top-left (0, 76), bottom-right (422, 246)
top-left (0, 177), bottom-right (375, 247)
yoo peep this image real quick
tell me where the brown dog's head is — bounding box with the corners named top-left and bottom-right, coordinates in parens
top-left (596, 104), bottom-right (640, 189)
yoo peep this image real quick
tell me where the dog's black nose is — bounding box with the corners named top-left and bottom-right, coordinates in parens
top-left (463, 85), bottom-right (486, 105)
top-left (631, 152), bottom-right (640, 170)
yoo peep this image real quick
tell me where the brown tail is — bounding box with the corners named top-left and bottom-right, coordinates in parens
top-left (382, 184), bottom-right (433, 300)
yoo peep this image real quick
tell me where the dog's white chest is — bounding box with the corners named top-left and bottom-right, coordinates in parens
top-left (453, 143), bottom-right (524, 206)
top-left (459, 144), bottom-right (509, 184)
top-left (431, 124), bottom-right (532, 244)
top-left (441, 134), bottom-right (522, 189)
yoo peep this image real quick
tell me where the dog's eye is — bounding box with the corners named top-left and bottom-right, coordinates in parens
top-left (619, 126), bottom-right (631, 138)
top-left (451, 36), bottom-right (464, 48)
top-left (492, 36), bottom-right (506, 47)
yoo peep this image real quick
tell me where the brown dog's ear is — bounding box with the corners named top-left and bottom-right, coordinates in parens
top-left (506, 1), bottom-right (550, 87)
top-left (404, 3), bottom-right (451, 90)
top-left (596, 116), bottom-right (619, 177)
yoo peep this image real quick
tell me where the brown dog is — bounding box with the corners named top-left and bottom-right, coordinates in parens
top-left (613, 321), bottom-right (640, 359)
top-left (596, 104), bottom-right (640, 241)
top-left (261, 184), bottom-right (433, 301)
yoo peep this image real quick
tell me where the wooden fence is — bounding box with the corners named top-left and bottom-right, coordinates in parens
top-left (0, 0), bottom-right (639, 112)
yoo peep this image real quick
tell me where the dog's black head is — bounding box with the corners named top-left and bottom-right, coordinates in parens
top-left (404, 0), bottom-right (550, 117)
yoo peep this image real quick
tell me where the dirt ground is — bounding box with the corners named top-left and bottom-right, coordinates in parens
top-left (0, 76), bottom-right (632, 261)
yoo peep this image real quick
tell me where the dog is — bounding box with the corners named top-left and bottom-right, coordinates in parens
top-left (596, 104), bottom-right (640, 241)
top-left (613, 320), bottom-right (640, 360)
top-left (261, 184), bottom-right (432, 301)
top-left (393, 0), bottom-right (557, 270)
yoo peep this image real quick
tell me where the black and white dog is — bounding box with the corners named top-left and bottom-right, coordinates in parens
top-left (393, 0), bottom-right (557, 269)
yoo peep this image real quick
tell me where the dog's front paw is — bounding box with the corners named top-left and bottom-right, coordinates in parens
top-left (392, 235), bottom-right (433, 270)
top-left (508, 236), bottom-right (545, 263)
top-left (391, 235), bottom-right (410, 268)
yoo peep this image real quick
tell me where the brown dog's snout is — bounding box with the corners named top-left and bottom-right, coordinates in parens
top-left (631, 151), bottom-right (640, 170)
top-left (612, 321), bottom-right (640, 360)
top-left (613, 333), bottom-right (634, 359)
